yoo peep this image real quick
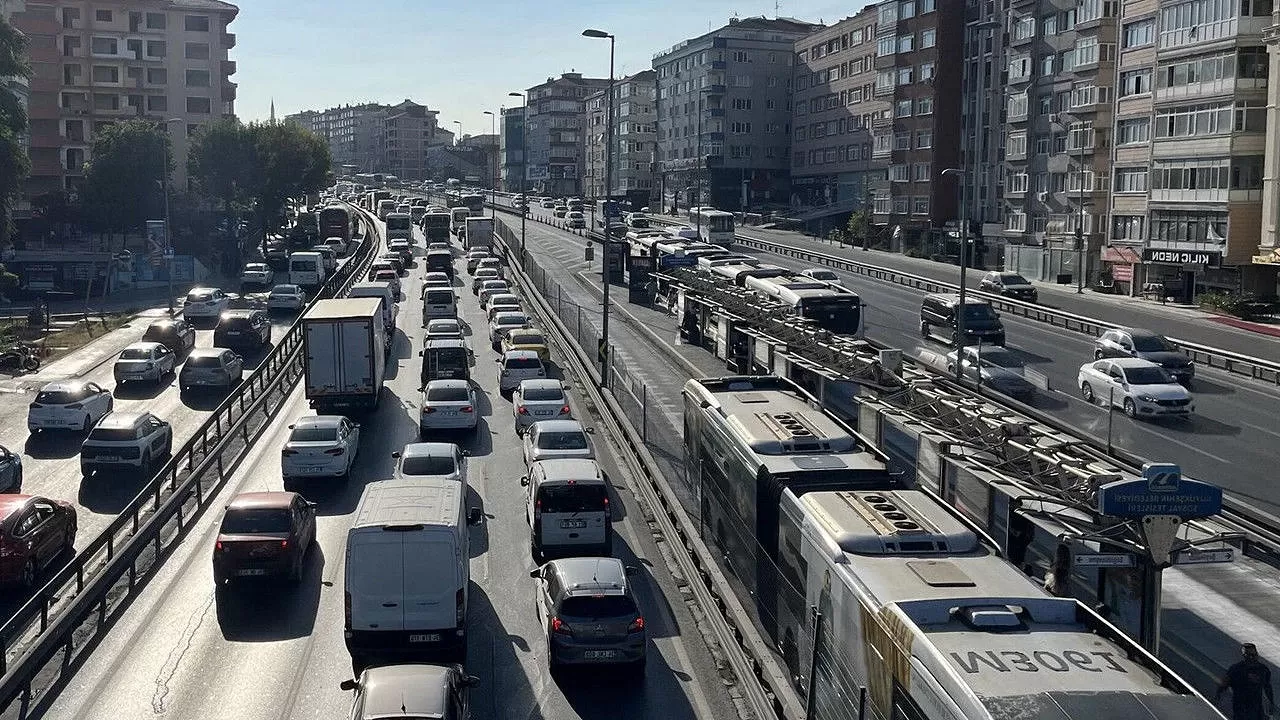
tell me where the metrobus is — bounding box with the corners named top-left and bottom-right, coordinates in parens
top-left (742, 273), bottom-right (863, 336)
top-left (461, 193), bottom-right (485, 216)
top-left (318, 205), bottom-right (354, 243)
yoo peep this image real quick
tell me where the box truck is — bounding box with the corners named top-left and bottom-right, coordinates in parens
top-left (303, 298), bottom-right (386, 414)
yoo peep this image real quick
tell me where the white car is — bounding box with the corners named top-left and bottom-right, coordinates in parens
top-left (423, 272), bottom-right (452, 292)
top-left (513, 379), bottom-right (571, 434)
top-left (79, 411), bottom-right (172, 477)
top-left (281, 415), bottom-right (360, 489)
top-left (470, 268), bottom-right (501, 294)
top-left (240, 263), bottom-right (274, 287)
top-left (179, 348), bottom-right (245, 391)
top-left (419, 380), bottom-right (478, 435)
top-left (497, 349), bottom-right (546, 395)
top-left (1077, 358), bottom-right (1194, 419)
top-left (371, 268), bottom-right (401, 299)
top-left (478, 281), bottom-right (511, 308)
top-left (485, 294), bottom-right (522, 322)
top-left (425, 318), bottom-right (465, 341)
top-left (489, 311), bottom-right (531, 347)
top-left (465, 249), bottom-right (491, 273)
top-left (28, 381), bottom-right (113, 432)
top-left (666, 226), bottom-right (699, 241)
top-left (113, 342), bottom-right (176, 385)
top-left (323, 235), bottom-right (350, 257)
top-left (800, 268), bottom-right (843, 287)
top-left (268, 284), bottom-right (307, 311)
top-left (427, 242), bottom-right (451, 253)
top-left (522, 419), bottom-right (595, 466)
top-left (475, 258), bottom-right (502, 276)
top-left (182, 287), bottom-right (230, 321)
top-left (566, 211), bottom-right (586, 229)
top-left (394, 442), bottom-right (466, 484)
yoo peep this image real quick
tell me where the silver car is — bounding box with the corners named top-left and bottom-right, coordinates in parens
top-left (522, 419), bottom-right (595, 466)
top-left (512, 379), bottom-right (571, 434)
top-left (419, 380), bottom-right (478, 435)
top-left (478, 280), bottom-right (511, 309)
top-left (470, 268), bottom-right (501, 294)
top-left (394, 442), bottom-right (466, 484)
top-left (268, 284), bottom-right (307, 311)
top-left (339, 664), bottom-right (476, 720)
top-left (425, 318), bottom-right (465, 341)
top-left (489, 311), bottom-right (531, 347)
top-left (113, 342), bottom-right (176, 385)
top-left (497, 349), bottom-right (545, 395)
top-left (281, 415), bottom-right (360, 489)
top-left (531, 557), bottom-right (646, 676)
top-left (179, 348), bottom-right (245, 392)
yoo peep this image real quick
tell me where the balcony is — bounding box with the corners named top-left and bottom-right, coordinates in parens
top-left (222, 32), bottom-right (236, 48)
top-left (875, 53), bottom-right (898, 71)
top-left (1150, 187), bottom-right (1229, 204)
top-left (222, 81), bottom-right (237, 102)
top-left (705, 84), bottom-right (726, 95)
top-left (222, 60), bottom-right (237, 76)
top-left (873, 83), bottom-right (894, 98)
top-left (711, 60), bottom-right (726, 70)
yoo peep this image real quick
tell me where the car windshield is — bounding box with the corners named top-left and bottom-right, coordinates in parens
top-left (88, 426), bottom-right (137, 441)
top-left (999, 273), bottom-right (1030, 285)
top-left (1124, 366), bottom-right (1174, 385)
top-left (511, 332), bottom-right (544, 345)
top-left (1131, 334), bottom-right (1176, 352)
top-left (142, 326), bottom-right (174, 340)
top-left (559, 595), bottom-right (636, 618)
top-left (246, 264), bottom-right (266, 271)
top-left (374, 271), bottom-right (396, 281)
top-left (400, 455), bottom-right (457, 476)
top-left (290, 426), bottom-right (337, 442)
top-left (426, 386), bottom-right (469, 402)
top-left (538, 484), bottom-right (606, 513)
top-left (808, 270), bottom-right (837, 281)
top-left (35, 389), bottom-right (83, 404)
top-left (119, 348), bottom-right (151, 360)
top-left (505, 358), bottom-right (542, 370)
top-left (426, 291), bottom-right (453, 304)
top-left (538, 431), bottom-right (587, 450)
top-left (521, 387), bottom-right (563, 402)
top-left (220, 509), bottom-right (291, 535)
top-left (962, 304), bottom-right (998, 321)
top-left (185, 355), bottom-right (224, 368)
top-left (973, 350), bottom-right (1023, 369)
top-left (218, 318), bottom-right (254, 330)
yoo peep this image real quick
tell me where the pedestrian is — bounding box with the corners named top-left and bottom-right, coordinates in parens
top-left (1217, 643), bottom-right (1274, 720)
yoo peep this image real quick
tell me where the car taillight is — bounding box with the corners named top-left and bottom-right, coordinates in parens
top-left (460, 406), bottom-right (473, 413)
top-left (215, 541), bottom-right (224, 552)
top-left (455, 588), bottom-right (465, 623)
top-left (551, 617), bottom-right (573, 635)
top-left (628, 616), bottom-right (645, 633)
top-left (422, 407), bottom-right (436, 414)
top-left (324, 448), bottom-right (345, 456)
top-left (281, 448), bottom-right (298, 456)
top-left (516, 406), bottom-right (529, 415)
top-left (280, 540), bottom-right (289, 549)
top-left (604, 496), bottom-right (611, 520)
top-left (560, 405), bottom-right (571, 414)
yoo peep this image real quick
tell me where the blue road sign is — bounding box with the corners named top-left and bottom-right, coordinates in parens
top-left (660, 253), bottom-right (698, 268)
top-left (1097, 463), bottom-right (1222, 519)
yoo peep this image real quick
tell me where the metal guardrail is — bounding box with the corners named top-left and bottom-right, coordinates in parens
top-left (0, 205), bottom-right (382, 711)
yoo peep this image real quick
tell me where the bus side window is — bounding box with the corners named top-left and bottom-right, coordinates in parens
top-left (891, 681), bottom-right (929, 720)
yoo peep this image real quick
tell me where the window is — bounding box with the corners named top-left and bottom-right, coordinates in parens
top-left (878, 3), bottom-right (899, 26)
top-left (1154, 101), bottom-right (1234, 138)
top-left (731, 98), bottom-right (753, 110)
top-left (894, 132), bottom-right (911, 150)
top-left (91, 36), bottom-right (118, 55)
top-left (1007, 131), bottom-right (1028, 157)
top-left (729, 121), bottom-right (752, 133)
top-left (1151, 158), bottom-right (1230, 191)
top-left (146, 95), bottom-right (167, 112)
top-left (1078, 0), bottom-right (1117, 23)
top-left (896, 99), bottom-right (913, 117)
top-left (1071, 84), bottom-right (1109, 108)
top-left (1243, 0), bottom-right (1274, 15)
top-left (890, 164), bottom-right (910, 182)
top-left (1013, 17), bottom-right (1036, 40)
top-left (1042, 55), bottom-right (1055, 76)
top-left (1123, 19), bottom-right (1154, 47)
top-left (186, 96), bottom-right (211, 113)
top-left (897, 67), bottom-right (914, 85)
top-left (185, 42), bottom-right (209, 60)
top-left (1150, 210), bottom-right (1227, 243)
top-left (1038, 93), bottom-right (1052, 115)
top-left (1118, 68), bottom-right (1151, 97)
top-left (1007, 92), bottom-right (1028, 119)
top-left (1008, 54), bottom-right (1032, 79)
top-left (91, 65), bottom-right (118, 83)
top-left (876, 70), bottom-right (895, 91)
top-left (1036, 137), bottom-right (1050, 155)
top-left (1006, 172), bottom-right (1030, 192)
top-left (916, 96), bottom-right (933, 115)
top-left (185, 69), bottom-right (210, 87)
top-left (146, 12), bottom-right (166, 29)
top-left (184, 15), bottom-right (210, 31)
top-left (1042, 14), bottom-right (1058, 35)
top-left (1114, 167), bottom-right (1148, 192)
top-left (1116, 117), bottom-right (1150, 144)
top-left (1006, 213), bottom-right (1028, 232)
top-left (1160, 53), bottom-right (1234, 91)
top-left (919, 62), bottom-right (935, 81)
top-left (95, 9), bottom-right (112, 22)
top-left (1231, 155), bottom-right (1264, 189)
top-left (900, 0), bottom-right (917, 18)
top-left (92, 93), bottom-right (119, 111)
top-left (921, 28), bottom-right (936, 48)
top-left (1240, 47), bottom-right (1269, 79)
top-left (913, 163), bottom-right (931, 181)
top-left (1112, 215), bottom-right (1144, 241)
top-left (878, 36), bottom-right (897, 57)
top-left (912, 196), bottom-right (930, 214)
top-left (146, 40), bottom-right (166, 57)
top-left (920, 0), bottom-right (935, 12)
top-left (893, 196), bottom-right (910, 214)
top-left (1068, 121), bottom-right (1095, 150)
top-left (1160, 0), bottom-right (1239, 47)
top-left (146, 67), bottom-right (167, 85)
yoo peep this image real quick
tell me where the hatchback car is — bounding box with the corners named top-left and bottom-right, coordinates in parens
top-left (213, 310), bottom-right (272, 351)
top-left (530, 557), bottom-right (645, 676)
top-left (470, 268), bottom-right (501, 294)
top-left (394, 442), bottom-right (466, 484)
top-left (1077, 358), bottom-right (1194, 419)
top-left (281, 415), bottom-right (361, 490)
top-left (268, 284), bottom-right (307, 311)
top-left (240, 263), bottom-right (275, 288)
top-left (79, 411), bottom-right (172, 477)
top-left (497, 349), bottom-right (546, 396)
top-left (944, 346), bottom-right (1037, 402)
top-left (800, 268), bottom-right (843, 287)
top-left (523, 420), bottom-right (595, 466)
top-left (1093, 327), bottom-right (1194, 385)
top-left (979, 271), bottom-right (1038, 302)
top-left (212, 491), bottom-right (316, 584)
top-left (424, 272), bottom-right (453, 291)
top-left (182, 287), bottom-right (230, 322)
top-left (419, 380), bottom-right (478, 435)
top-left (141, 318), bottom-right (197, 355)
top-left (28, 381), bottom-right (113, 433)
top-left (425, 318), bottom-right (465, 341)
top-left (502, 329), bottom-right (549, 363)
top-left (179, 348), bottom-right (245, 392)
top-left (489, 311), bottom-right (531, 347)
top-left (0, 495), bottom-right (76, 587)
top-left (113, 342), bottom-right (176, 385)
top-left (513, 379), bottom-right (571, 434)
top-left (339, 664), bottom-right (477, 720)
top-left (486, 295), bottom-right (523, 322)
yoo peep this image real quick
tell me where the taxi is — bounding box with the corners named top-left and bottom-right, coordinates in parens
top-left (501, 328), bottom-right (550, 363)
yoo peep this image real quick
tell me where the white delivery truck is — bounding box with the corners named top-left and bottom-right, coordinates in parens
top-left (302, 298), bottom-right (386, 414)
top-left (463, 217), bottom-right (493, 252)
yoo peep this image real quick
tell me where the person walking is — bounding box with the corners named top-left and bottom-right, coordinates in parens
top-left (1217, 643), bottom-right (1274, 720)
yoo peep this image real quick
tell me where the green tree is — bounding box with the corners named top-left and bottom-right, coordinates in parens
top-left (188, 118), bottom-right (257, 266)
top-left (0, 15), bottom-right (31, 245)
top-left (80, 121), bottom-right (171, 246)
top-left (247, 121), bottom-right (330, 238)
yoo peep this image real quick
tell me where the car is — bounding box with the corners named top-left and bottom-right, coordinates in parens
top-left (212, 491), bottom-right (316, 584)
top-left (388, 238), bottom-right (414, 264)
top-left (0, 446), bottom-right (21, 491)
top-left (1093, 327), bottom-right (1194, 385)
top-left (470, 268), bottom-right (501, 294)
top-left (541, 198), bottom-right (557, 209)
top-left (281, 415), bottom-right (361, 490)
top-left (489, 311), bottom-right (530, 347)
top-left (79, 411), bottom-right (172, 477)
top-left (265, 243), bottom-right (290, 267)
top-left (323, 236), bottom-right (350, 258)
top-left (1077, 358), bottom-right (1194, 419)
top-left (179, 348), bottom-right (245, 392)
top-left (309, 245), bottom-right (339, 272)
top-left (0, 495), bottom-right (76, 587)
top-left (181, 287), bottom-right (230, 321)
top-left (141, 317), bottom-right (197, 355)
top-left (426, 249), bottom-right (454, 277)
top-left (419, 380), bottom-right (478, 435)
top-left (523, 420), bottom-right (595, 465)
top-left (553, 205), bottom-right (569, 218)
top-left (465, 250), bottom-right (491, 274)
top-left (378, 252), bottom-right (406, 275)
top-left (978, 271), bottom-right (1038, 302)
top-left (394, 442), bottom-right (466, 484)
top-left (502, 328), bottom-right (549, 362)
top-left (800, 268), bottom-right (843, 287)
top-left (425, 318), bottom-right (465, 341)
top-left (566, 211), bottom-right (586, 229)
top-left (512, 379), bottom-right (571, 434)
top-left (478, 281), bottom-right (511, 308)
top-left (225, 292), bottom-right (268, 311)
top-left (919, 293), bottom-right (1005, 347)
top-left (666, 225), bottom-right (699, 241)
top-left (427, 242), bottom-right (451, 253)
top-left (28, 381), bottom-right (113, 432)
top-left (372, 269), bottom-right (402, 299)
top-left (944, 346), bottom-right (1037, 402)
top-left (497, 349), bottom-right (546, 396)
top-left (113, 341), bottom-right (176, 385)
top-left (522, 459), bottom-right (611, 560)
top-left (530, 557), bottom-right (645, 676)
top-left (339, 664), bottom-right (477, 720)
top-left (213, 309), bottom-right (272, 351)
top-left (474, 258), bottom-right (502, 276)
top-left (424, 273), bottom-right (453, 292)
top-left (268, 284), bottom-right (307, 311)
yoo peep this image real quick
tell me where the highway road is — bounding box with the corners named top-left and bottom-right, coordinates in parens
top-left (34, 222), bottom-right (738, 720)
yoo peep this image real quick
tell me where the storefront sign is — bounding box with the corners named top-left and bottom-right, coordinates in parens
top-left (1111, 264), bottom-right (1133, 282)
top-left (1142, 248), bottom-right (1221, 267)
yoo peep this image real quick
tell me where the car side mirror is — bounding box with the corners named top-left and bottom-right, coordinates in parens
top-left (339, 679), bottom-right (359, 692)
top-left (391, 451), bottom-right (402, 459)
top-left (467, 507), bottom-right (483, 525)
top-left (624, 565), bottom-right (640, 576)
top-left (287, 424), bottom-right (295, 430)
top-left (585, 427), bottom-right (596, 435)
top-left (520, 476), bottom-right (529, 486)
top-left (463, 674), bottom-right (480, 688)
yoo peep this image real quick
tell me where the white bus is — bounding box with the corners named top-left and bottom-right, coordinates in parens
top-left (742, 272), bottom-right (863, 336)
top-left (695, 209), bottom-right (735, 246)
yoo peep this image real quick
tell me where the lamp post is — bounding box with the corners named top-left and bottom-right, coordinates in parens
top-left (694, 86), bottom-right (714, 239)
top-left (583, 27), bottom-right (615, 387)
top-left (941, 167), bottom-right (968, 381)
top-left (161, 117), bottom-right (184, 315)
top-left (509, 92), bottom-right (528, 265)
top-left (483, 110), bottom-right (497, 218)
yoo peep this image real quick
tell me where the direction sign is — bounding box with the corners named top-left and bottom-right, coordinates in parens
top-left (598, 339), bottom-right (608, 364)
top-left (1172, 548), bottom-right (1233, 565)
top-left (1097, 463), bottom-right (1222, 519)
top-left (1073, 553), bottom-right (1136, 568)
top-left (660, 252), bottom-right (697, 268)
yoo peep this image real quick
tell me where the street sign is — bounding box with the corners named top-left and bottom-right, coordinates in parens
top-left (660, 252), bottom-right (697, 268)
top-left (1097, 463), bottom-right (1222, 519)
top-left (1172, 548), bottom-right (1234, 565)
top-left (1073, 553), bottom-right (1136, 568)
top-left (597, 339), bottom-right (608, 364)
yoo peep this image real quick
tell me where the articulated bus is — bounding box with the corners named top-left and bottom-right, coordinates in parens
top-left (743, 273), bottom-right (863, 336)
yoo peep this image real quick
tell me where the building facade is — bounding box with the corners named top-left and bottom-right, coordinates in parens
top-left (458, 133), bottom-right (498, 187)
top-left (499, 105), bottom-right (524, 192)
top-left (285, 102), bottom-right (385, 171)
top-left (375, 100), bottom-right (440, 182)
top-left (286, 99), bottom-right (446, 181)
top-left (524, 72), bottom-right (610, 197)
top-left (655, 16), bottom-right (821, 212)
top-left (6, 0), bottom-right (238, 208)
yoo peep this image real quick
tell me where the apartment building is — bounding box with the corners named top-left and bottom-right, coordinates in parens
top-left (285, 102), bottom-right (385, 171)
top-left (7, 0), bottom-right (238, 207)
top-left (655, 16), bottom-right (820, 212)
top-left (1106, 0), bottom-right (1274, 298)
top-left (524, 72), bottom-right (610, 197)
top-left (583, 70), bottom-right (658, 206)
top-left (375, 100), bottom-right (440, 182)
top-left (286, 100), bottom-right (446, 181)
top-left (499, 105), bottom-right (524, 192)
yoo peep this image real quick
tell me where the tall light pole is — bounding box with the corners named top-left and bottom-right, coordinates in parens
top-left (583, 27), bottom-right (615, 387)
top-left (941, 167), bottom-right (968, 381)
top-left (162, 117), bottom-right (184, 315)
top-left (509, 91), bottom-right (528, 265)
top-left (483, 110), bottom-right (497, 217)
top-left (694, 86), bottom-right (715, 238)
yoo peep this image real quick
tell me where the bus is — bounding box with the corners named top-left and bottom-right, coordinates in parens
top-left (694, 209), bottom-right (735, 247)
top-left (461, 193), bottom-right (485, 216)
top-left (318, 205), bottom-right (354, 244)
top-left (742, 272), bottom-right (863, 336)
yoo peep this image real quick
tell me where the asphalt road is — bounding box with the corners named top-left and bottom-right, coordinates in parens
top-left (34, 223), bottom-right (737, 720)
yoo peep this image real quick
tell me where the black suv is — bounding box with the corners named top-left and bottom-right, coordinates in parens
top-left (213, 310), bottom-right (272, 351)
top-left (920, 293), bottom-right (1006, 347)
top-left (978, 271), bottom-right (1038, 302)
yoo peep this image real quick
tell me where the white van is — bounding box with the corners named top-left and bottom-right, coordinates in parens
top-left (289, 251), bottom-right (326, 289)
top-left (377, 199), bottom-right (396, 220)
top-left (347, 282), bottom-right (399, 345)
top-left (422, 287), bottom-right (457, 320)
top-left (450, 207), bottom-right (470, 235)
top-left (344, 477), bottom-right (483, 668)
top-left (521, 459), bottom-right (612, 560)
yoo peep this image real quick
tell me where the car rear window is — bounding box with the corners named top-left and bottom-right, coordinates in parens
top-left (290, 426), bottom-right (337, 442)
top-left (537, 431), bottom-right (587, 450)
top-left (220, 509), bottom-right (291, 534)
top-left (521, 387), bottom-right (563, 402)
top-left (426, 385), bottom-right (469, 402)
top-left (119, 348), bottom-right (151, 360)
top-left (88, 426), bottom-right (138, 442)
top-left (290, 261), bottom-right (316, 271)
top-left (186, 292), bottom-right (213, 303)
top-left (400, 455), bottom-right (457, 476)
top-left (425, 290), bottom-right (454, 304)
top-left (505, 357), bottom-right (542, 370)
top-left (374, 271), bottom-right (397, 281)
top-left (559, 595), bottom-right (636, 618)
top-left (218, 317), bottom-right (253, 331)
top-left (498, 316), bottom-right (527, 326)
top-left (35, 389), bottom-right (83, 404)
top-left (142, 326), bottom-right (173, 340)
top-left (273, 285), bottom-right (299, 294)
top-left (185, 355), bottom-right (223, 368)
top-left (510, 332), bottom-right (544, 345)
top-left (538, 484), bottom-right (606, 513)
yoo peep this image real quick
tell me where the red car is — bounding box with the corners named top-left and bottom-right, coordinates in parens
top-left (0, 495), bottom-right (77, 587)
top-left (213, 492), bottom-right (316, 585)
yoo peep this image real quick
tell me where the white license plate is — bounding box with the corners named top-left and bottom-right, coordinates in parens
top-left (584, 650), bottom-right (617, 660)
top-left (300, 466), bottom-right (323, 474)
top-left (534, 410), bottom-right (553, 416)
top-left (96, 456), bottom-right (121, 463)
top-left (236, 568), bottom-right (267, 577)
top-left (560, 519), bottom-right (588, 529)
top-left (409, 633), bottom-right (441, 643)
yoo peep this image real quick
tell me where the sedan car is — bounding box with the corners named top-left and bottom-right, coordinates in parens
top-left (213, 309), bottom-right (272, 352)
top-left (394, 442), bottom-right (466, 484)
top-left (141, 318), bottom-right (196, 355)
top-left (470, 267), bottom-right (501, 294)
top-left (475, 258), bottom-right (502, 276)
top-left (182, 287), bottom-right (230, 322)
top-left (553, 205), bottom-right (569, 218)
top-left (465, 250), bottom-right (492, 274)
top-left (979, 271), bottom-right (1038, 303)
top-left (513, 379), bottom-right (570, 434)
top-left (800, 268), bottom-right (843, 287)
top-left (113, 342), bottom-right (176, 385)
top-left (1077, 358), bottom-right (1194, 419)
top-left (502, 328), bottom-right (549, 363)
top-left (371, 269), bottom-right (402, 299)
top-left (0, 495), bottom-right (76, 587)
top-left (523, 419), bottom-right (595, 466)
top-left (28, 381), bottom-right (113, 432)
top-left (212, 491), bottom-right (316, 584)
top-left (378, 252), bottom-right (406, 275)
top-left (240, 263), bottom-right (275, 287)
top-left (179, 348), bottom-right (245, 392)
top-left (1093, 327), bottom-right (1194, 385)
top-left (281, 415), bottom-right (360, 489)
top-left (339, 665), bottom-right (476, 720)
top-left (944, 346), bottom-right (1037, 402)
top-left (531, 557), bottom-right (645, 676)
top-left (424, 271), bottom-right (453, 291)
top-left (419, 379), bottom-right (478, 435)
top-left (268, 284), bottom-right (307, 312)
top-left (425, 317), bottom-right (465, 341)
top-left (489, 311), bottom-right (531, 347)
top-left (478, 281), bottom-right (512, 309)
top-left (486, 295), bottom-right (523, 323)
top-left (368, 259), bottom-right (399, 281)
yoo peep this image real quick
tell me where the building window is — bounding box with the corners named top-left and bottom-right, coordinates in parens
top-left (1231, 155), bottom-right (1265, 188)
top-left (1116, 117), bottom-right (1150, 144)
top-left (894, 132), bottom-right (911, 150)
top-left (95, 9), bottom-right (112, 22)
top-left (900, 0), bottom-right (917, 19)
top-left (91, 65), bottom-right (118, 83)
top-left (916, 96), bottom-right (933, 115)
top-left (897, 67), bottom-right (914, 85)
top-left (1007, 172), bottom-right (1030, 192)
top-left (185, 42), bottom-right (210, 60)
top-left (893, 196), bottom-right (910, 214)
top-left (731, 98), bottom-right (753, 110)
top-left (1150, 210), bottom-right (1227, 242)
top-left (1041, 55), bottom-right (1055, 76)
top-left (1154, 101), bottom-right (1233, 138)
top-left (1013, 17), bottom-right (1036, 40)
top-left (146, 40), bottom-right (166, 57)
top-left (878, 3), bottom-right (899, 26)
top-left (1122, 19), bottom-right (1154, 47)
top-left (1007, 92), bottom-right (1028, 118)
top-left (1042, 14), bottom-right (1058, 35)
top-left (147, 95), bottom-right (167, 112)
top-left (1077, 0), bottom-right (1117, 23)
top-left (1068, 121), bottom-right (1095, 149)
top-left (186, 96), bottom-right (212, 113)
top-left (1071, 84), bottom-right (1109, 108)
top-left (890, 164), bottom-right (910, 182)
top-left (91, 36), bottom-right (118, 55)
top-left (1035, 137), bottom-right (1050, 155)
top-left (1112, 215), bottom-right (1144, 241)
top-left (146, 12), bottom-right (166, 29)
top-left (1151, 158), bottom-right (1230, 191)
top-left (1114, 167), bottom-right (1148, 192)
top-left (896, 99), bottom-right (913, 117)
top-left (912, 196), bottom-right (930, 214)
top-left (1160, 0), bottom-right (1239, 48)
top-left (1118, 69), bottom-right (1151, 97)
top-left (1008, 54), bottom-right (1032, 80)
top-left (920, 0), bottom-right (935, 12)
top-left (147, 67), bottom-right (167, 85)
top-left (1007, 131), bottom-right (1028, 157)
top-left (185, 69), bottom-right (210, 87)
top-left (729, 121), bottom-right (752, 133)
top-left (184, 15), bottom-right (210, 32)
top-left (878, 36), bottom-right (897, 57)
top-left (1006, 213), bottom-right (1028, 231)
top-left (913, 162), bottom-right (931, 181)
top-left (920, 28), bottom-right (936, 48)
top-left (919, 62), bottom-right (935, 81)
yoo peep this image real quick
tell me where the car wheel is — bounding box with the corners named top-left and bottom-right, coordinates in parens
top-left (1123, 398), bottom-right (1137, 418)
top-left (1080, 382), bottom-right (1095, 403)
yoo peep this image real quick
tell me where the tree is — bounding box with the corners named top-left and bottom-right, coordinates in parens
top-left (247, 121), bottom-right (331, 238)
top-left (0, 15), bottom-right (30, 245)
top-left (188, 118), bottom-right (257, 266)
top-left (80, 121), bottom-right (171, 245)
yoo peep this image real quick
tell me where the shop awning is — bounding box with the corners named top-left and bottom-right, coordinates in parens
top-left (1101, 246), bottom-right (1141, 263)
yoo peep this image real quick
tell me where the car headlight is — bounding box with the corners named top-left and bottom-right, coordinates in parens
top-left (1138, 394), bottom-right (1158, 402)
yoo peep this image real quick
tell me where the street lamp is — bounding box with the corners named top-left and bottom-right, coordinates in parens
top-left (941, 167), bottom-right (969, 382)
top-left (161, 117), bottom-right (184, 315)
top-left (1052, 113), bottom-right (1087, 294)
top-left (583, 27), bottom-right (615, 388)
top-left (483, 110), bottom-right (497, 218)
top-left (509, 91), bottom-right (528, 266)
top-left (694, 86), bottom-right (715, 239)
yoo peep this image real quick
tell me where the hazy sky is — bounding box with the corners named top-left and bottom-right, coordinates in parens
top-left (235, 0), bottom-right (865, 137)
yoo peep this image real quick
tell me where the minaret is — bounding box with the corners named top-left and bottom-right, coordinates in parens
top-left (269, 98), bottom-right (276, 124)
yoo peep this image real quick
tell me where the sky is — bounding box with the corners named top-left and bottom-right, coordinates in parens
top-left (233, 0), bottom-right (866, 139)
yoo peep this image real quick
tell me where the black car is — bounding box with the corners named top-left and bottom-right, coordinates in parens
top-left (378, 252), bottom-right (406, 275)
top-left (0, 446), bottom-right (21, 492)
top-left (1094, 327), bottom-right (1194, 384)
top-left (426, 250), bottom-right (454, 277)
top-left (265, 243), bottom-right (291, 269)
top-left (920, 293), bottom-right (1005, 347)
top-left (141, 318), bottom-right (196, 355)
top-left (979, 271), bottom-right (1038, 302)
top-left (213, 310), bottom-right (272, 351)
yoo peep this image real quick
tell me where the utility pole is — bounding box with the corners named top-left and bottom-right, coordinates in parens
top-left (583, 28), bottom-right (616, 387)
top-left (509, 92), bottom-right (528, 265)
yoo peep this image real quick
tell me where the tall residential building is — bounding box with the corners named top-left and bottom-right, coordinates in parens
top-left (655, 16), bottom-right (821, 212)
top-left (499, 105), bottom-right (525, 192)
top-left (458, 133), bottom-right (499, 188)
top-left (285, 102), bottom-right (385, 171)
top-left (584, 70), bottom-right (659, 205)
top-left (1105, 0), bottom-right (1275, 298)
top-left (524, 72), bottom-right (610, 197)
top-left (286, 99), bottom-right (446, 181)
top-left (6, 0), bottom-right (238, 209)
top-left (375, 100), bottom-right (440, 182)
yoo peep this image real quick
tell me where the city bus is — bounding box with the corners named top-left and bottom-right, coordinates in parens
top-left (694, 209), bottom-right (735, 247)
top-left (461, 193), bottom-right (485, 216)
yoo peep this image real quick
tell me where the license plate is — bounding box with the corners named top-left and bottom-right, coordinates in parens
top-left (409, 633), bottom-right (441, 643)
top-left (236, 568), bottom-right (267, 577)
top-left (300, 466), bottom-right (323, 474)
top-left (534, 410), bottom-right (553, 416)
top-left (584, 650), bottom-right (617, 660)
top-left (560, 519), bottom-right (588, 529)
top-left (96, 456), bottom-right (121, 463)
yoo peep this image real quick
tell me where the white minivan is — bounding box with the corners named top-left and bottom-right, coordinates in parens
top-left (344, 477), bottom-right (483, 670)
top-left (521, 458), bottom-right (612, 560)
top-left (347, 281), bottom-right (399, 344)
top-left (289, 251), bottom-right (326, 289)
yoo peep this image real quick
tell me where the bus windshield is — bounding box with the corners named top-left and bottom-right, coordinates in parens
top-left (385, 216), bottom-right (411, 231)
top-left (707, 215), bottom-right (735, 232)
top-left (800, 297), bottom-right (861, 335)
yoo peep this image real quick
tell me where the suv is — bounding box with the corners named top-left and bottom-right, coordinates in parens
top-left (213, 310), bottom-right (272, 351)
top-left (1093, 327), bottom-right (1194, 385)
top-left (919, 293), bottom-right (1005, 347)
top-left (978, 271), bottom-right (1038, 302)
top-left (79, 411), bottom-right (172, 477)
top-left (530, 557), bottom-right (646, 676)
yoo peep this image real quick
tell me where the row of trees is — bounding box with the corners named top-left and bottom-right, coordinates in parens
top-left (0, 15), bottom-right (30, 242)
